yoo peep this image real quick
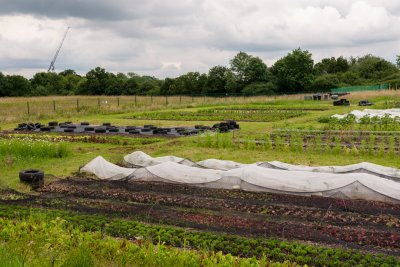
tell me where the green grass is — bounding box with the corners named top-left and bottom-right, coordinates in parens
top-left (0, 213), bottom-right (299, 267)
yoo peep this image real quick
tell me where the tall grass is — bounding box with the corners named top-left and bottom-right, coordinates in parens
top-left (0, 139), bottom-right (70, 159)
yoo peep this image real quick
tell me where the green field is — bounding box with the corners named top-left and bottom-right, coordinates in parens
top-left (1, 91), bottom-right (400, 266)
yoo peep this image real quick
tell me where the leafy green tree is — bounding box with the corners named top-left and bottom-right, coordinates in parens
top-left (396, 55), bottom-right (400, 69)
top-left (79, 67), bottom-right (110, 95)
top-left (160, 78), bottom-right (175, 95)
top-left (310, 74), bottom-right (341, 92)
top-left (224, 70), bottom-right (241, 95)
top-left (242, 82), bottom-right (277, 96)
top-left (315, 56), bottom-right (349, 75)
top-left (2, 75), bottom-right (31, 96)
top-left (62, 72), bottom-right (82, 95)
top-left (31, 72), bottom-right (66, 95)
top-left (123, 77), bottom-right (139, 95)
top-left (350, 54), bottom-right (398, 80)
top-left (271, 48), bottom-right (314, 93)
top-left (0, 72), bottom-right (5, 96)
top-left (230, 52), bottom-right (269, 87)
top-left (172, 72), bottom-right (207, 95)
top-left (205, 66), bottom-right (229, 95)
top-left (59, 69), bottom-right (77, 76)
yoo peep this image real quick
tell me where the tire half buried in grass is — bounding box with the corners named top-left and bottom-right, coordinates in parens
top-left (19, 169), bottom-right (44, 183)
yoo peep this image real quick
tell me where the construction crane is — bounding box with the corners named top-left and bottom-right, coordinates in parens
top-left (48, 27), bottom-right (70, 72)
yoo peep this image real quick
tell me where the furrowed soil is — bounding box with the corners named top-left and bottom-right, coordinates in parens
top-left (2, 178), bottom-right (399, 256)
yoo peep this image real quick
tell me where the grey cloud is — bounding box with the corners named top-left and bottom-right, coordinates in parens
top-left (1, 0), bottom-right (400, 78)
top-left (0, 0), bottom-right (131, 20)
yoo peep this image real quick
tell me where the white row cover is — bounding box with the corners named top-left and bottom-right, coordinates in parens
top-left (123, 151), bottom-right (400, 181)
top-left (332, 108), bottom-right (400, 120)
top-left (81, 155), bottom-right (400, 203)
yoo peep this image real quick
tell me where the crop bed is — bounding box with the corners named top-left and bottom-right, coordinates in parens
top-left (131, 108), bottom-right (308, 122)
top-left (1, 179), bottom-right (400, 266)
top-left (33, 179), bottom-right (400, 251)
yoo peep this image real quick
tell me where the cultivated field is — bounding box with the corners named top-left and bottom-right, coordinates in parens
top-left (1, 90), bottom-right (400, 266)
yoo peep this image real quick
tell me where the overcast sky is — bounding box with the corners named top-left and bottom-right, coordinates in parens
top-left (0, 0), bottom-right (399, 78)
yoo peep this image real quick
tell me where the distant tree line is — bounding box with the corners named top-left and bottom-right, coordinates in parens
top-left (1, 49), bottom-right (399, 97)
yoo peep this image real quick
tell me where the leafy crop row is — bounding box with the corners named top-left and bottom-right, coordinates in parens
top-left (320, 114), bottom-right (400, 131)
top-left (0, 133), bottom-right (162, 146)
top-left (0, 204), bottom-right (397, 267)
top-left (197, 131), bottom-right (399, 157)
top-left (0, 216), bottom-right (297, 267)
top-left (132, 108), bottom-right (307, 122)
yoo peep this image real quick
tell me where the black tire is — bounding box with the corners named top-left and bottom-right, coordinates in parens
top-left (129, 130), bottom-right (140, 134)
top-left (59, 123), bottom-right (69, 128)
top-left (19, 169), bottom-right (44, 183)
top-left (95, 128), bottom-right (106, 133)
top-left (67, 125), bottom-right (77, 129)
top-left (153, 129), bottom-right (167, 134)
top-left (141, 128), bottom-right (151, 132)
top-left (48, 121), bottom-right (58, 126)
top-left (108, 128), bottom-right (119, 133)
top-left (84, 127), bottom-right (95, 131)
top-left (40, 127), bottom-right (51, 132)
top-left (27, 123), bottom-right (35, 130)
top-left (102, 123), bottom-right (111, 126)
top-left (64, 128), bottom-right (74, 133)
top-left (144, 125), bottom-right (154, 128)
top-left (125, 126), bottom-right (136, 132)
top-left (81, 122), bottom-right (90, 126)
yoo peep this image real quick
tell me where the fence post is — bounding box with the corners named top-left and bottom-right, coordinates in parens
top-left (53, 100), bottom-right (56, 112)
top-left (117, 97), bottom-right (120, 107)
top-left (27, 102), bottom-right (30, 115)
top-left (98, 98), bottom-right (100, 108)
top-left (76, 99), bottom-right (79, 112)
top-left (134, 95), bottom-right (137, 106)
top-left (165, 95), bottom-right (168, 105)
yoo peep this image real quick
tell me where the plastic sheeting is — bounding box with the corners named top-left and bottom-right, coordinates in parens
top-left (80, 156), bottom-right (135, 180)
top-left (332, 108), bottom-right (400, 120)
top-left (262, 161), bottom-right (400, 181)
top-left (80, 156), bottom-right (400, 203)
top-left (123, 151), bottom-right (196, 167)
top-left (123, 151), bottom-right (400, 181)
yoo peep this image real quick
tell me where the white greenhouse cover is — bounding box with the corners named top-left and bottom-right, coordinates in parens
top-left (123, 151), bottom-right (196, 167)
top-left (81, 154), bottom-right (400, 203)
top-left (263, 161), bottom-right (400, 181)
top-left (80, 156), bottom-right (135, 180)
top-left (123, 151), bottom-right (400, 180)
top-left (332, 108), bottom-right (400, 120)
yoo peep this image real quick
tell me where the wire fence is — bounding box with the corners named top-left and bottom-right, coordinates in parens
top-left (0, 95), bottom-right (292, 123)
